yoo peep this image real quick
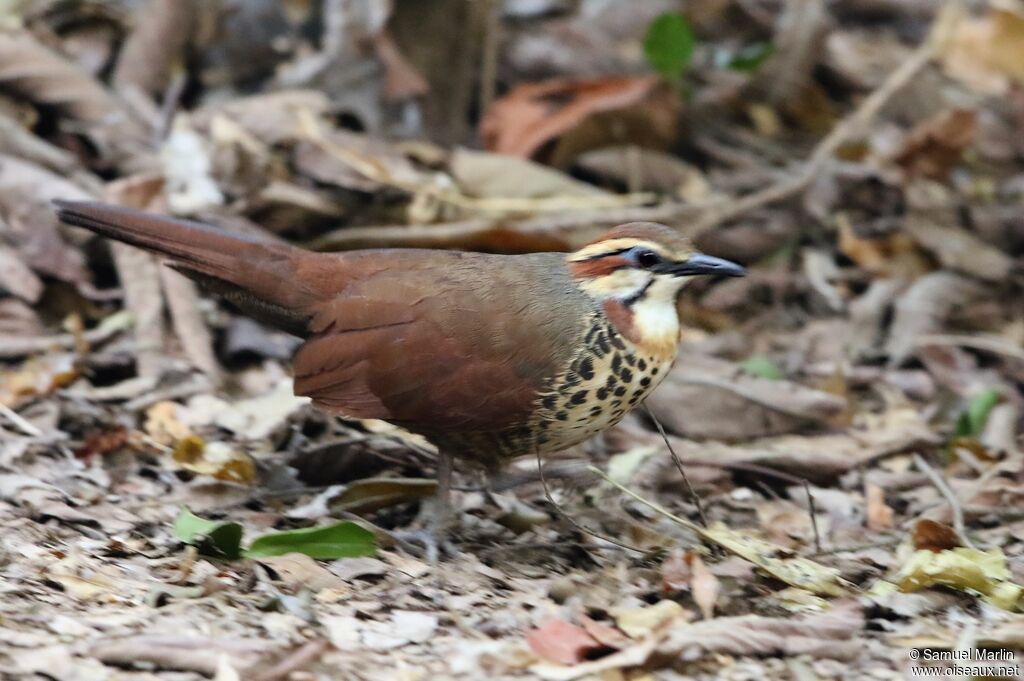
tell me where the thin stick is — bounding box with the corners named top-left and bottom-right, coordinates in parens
top-left (688, 3), bottom-right (953, 235)
top-left (250, 639), bottom-right (330, 681)
top-left (0, 403), bottom-right (42, 437)
top-left (913, 453), bottom-right (976, 549)
top-left (535, 447), bottom-right (645, 555)
top-left (645, 405), bottom-right (708, 529)
top-left (478, 0), bottom-right (500, 116)
top-left (802, 480), bottom-right (822, 554)
top-left (587, 465), bottom-right (702, 534)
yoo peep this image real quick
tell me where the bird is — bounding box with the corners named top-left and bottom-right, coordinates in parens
top-left (55, 200), bottom-right (745, 546)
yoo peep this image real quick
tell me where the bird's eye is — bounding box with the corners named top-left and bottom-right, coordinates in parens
top-left (634, 249), bottom-right (660, 268)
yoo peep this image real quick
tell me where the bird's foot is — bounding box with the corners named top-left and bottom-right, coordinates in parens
top-left (390, 526), bottom-right (461, 563)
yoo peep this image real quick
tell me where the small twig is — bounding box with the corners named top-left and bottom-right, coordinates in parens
top-left (645, 405), bottom-right (708, 529)
top-left (802, 480), bottom-right (822, 554)
top-left (535, 447), bottom-right (645, 555)
top-left (913, 453), bottom-right (976, 549)
top-left (250, 639), bottom-right (330, 681)
top-left (478, 0), bottom-right (500, 115)
top-left (0, 403), bottom-right (42, 437)
top-left (587, 465), bottom-right (702, 535)
top-left (688, 3), bottom-right (951, 234)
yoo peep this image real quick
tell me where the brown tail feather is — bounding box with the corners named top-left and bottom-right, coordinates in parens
top-left (55, 200), bottom-right (321, 336)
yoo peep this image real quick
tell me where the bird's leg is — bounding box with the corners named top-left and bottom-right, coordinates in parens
top-left (393, 449), bottom-right (459, 562)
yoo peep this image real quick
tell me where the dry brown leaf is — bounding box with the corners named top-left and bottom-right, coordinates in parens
top-left (865, 483), bottom-right (895, 530)
top-left (885, 272), bottom-right (988, 366)
top-left (688, 553), bottom-right (720, 620)
top-left (0, 30), bottom-right (148, 154)
top-left (0, 243), bottom-right (42, 303)
top-left (892, 109), bottom-right (977, 180)
top-left (944, 2), bottom-right (1024, 95)
top-left (837, 214), bottom-right (926, 278)
top-left (449, 148), bottom-right (606, 199)
top-left (903, 215), bottom-right (1014, 283)
top-left (526, 619), bottom-right (602, 665)
top-left (113, 0), bottom-right (198, 97)
top-left (480, 76), bottom-right (676, 164)
top-left (257, 553), bottom-right (348, 592)
top-left (660, 550), bottom-right (692, 593)
top-left (646, 354), bottom-right (847, 441)
top-left (912, 519), bottom-right (962, 552)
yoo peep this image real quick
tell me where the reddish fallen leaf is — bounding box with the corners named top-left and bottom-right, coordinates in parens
top-left (865, 483), bottom-right (895, 530)
top-left (525, 619), bottom-right (602, 665)
top-left (579, 615), bottom-right (629, 649)
top-left (661, 549), bottom-right (692, 593)
top-left (75, 427), bottom-right (130, 460)
top-left (913, 519), bottom-right (962, 552)
top-left (480, 76), bottom-right (677, 164)
top-left (688, 553), bottom-right (720, 620)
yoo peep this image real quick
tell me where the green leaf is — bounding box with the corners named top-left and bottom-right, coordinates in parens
top-left (740, 356), bottom-right (783, 380)
top-left (643, 12), bottom-right (695, 78)
top-left (727, 42), bottom-right (774, 72)
top-left (174, 507), bottom-right (243, 560)
top-left (954, 389), bottom-right (1000, 438)
top-left (245, 521), bottom-right (376, 560)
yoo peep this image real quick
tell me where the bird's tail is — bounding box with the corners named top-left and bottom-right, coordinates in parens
top-left (55, 200), bottom-right (322, 336)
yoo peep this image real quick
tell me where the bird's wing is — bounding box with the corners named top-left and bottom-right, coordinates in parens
top-left (292, 251), bottom-right (586, 433)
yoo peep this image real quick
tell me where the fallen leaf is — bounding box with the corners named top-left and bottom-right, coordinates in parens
top-left (944, 2), bottom-right (1024, 95)
top-left (0, 353), bottom-right (78, 408)
top-left (526, 619), bottom-right (602, 665)
top-left (257, 553), bottom-right (347, 592)
top-left (612, 599), bottom-right (687, 638)
top-left (480, 76), bottom-right (678, 165)
top-left (865, 483), bottom-right (895, 531)
top-left (892, 109), bottom-right (977, 180)
top-left (892, 546), bottom-right (1023, 611)
top-left (702, 523), bottom-right (850, 597)
top-left (174, 506), bottom-right (243, 560)
top-left (912, 519), bottom-right (962, 552)
top-left (646, 354), bottom-right (846, 440)
top-left (689, 553), bottom-right (720, 620)
top-left (245, 522), bottom-right (376, 560)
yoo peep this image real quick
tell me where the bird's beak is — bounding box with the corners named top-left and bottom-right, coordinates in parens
top-left (656, 253), bottom-right (746, 278)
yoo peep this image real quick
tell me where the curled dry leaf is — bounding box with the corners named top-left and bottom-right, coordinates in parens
top-left (891, 546), bottom-right (1023, 611)
top-left (702, 523), bottom-right (850, 597)
top-left (688, 553), bottom-right (719, 620)
top-left (112, 0), bottom-right (198, 97)
top-left (865, 483), bottom-right (895, 531)
top-left (646, 354), bottom-right (847, 440)
top-left (943, 2), bottom-right (1024, 95)
top-left (903, 215), bottom-right (1014, 283)
top-left (892, 108), bottom-right (977, 180)
top-left (912, 518), bottom-right (962, 552)
top-left (0, 31), bottom-right (148, 154)
top-left (885, 272), bottom-right (987, 366)
top-left (480, 76), bottom-right (678, 165)
top-left (526, 619), bottom-right (602, 665)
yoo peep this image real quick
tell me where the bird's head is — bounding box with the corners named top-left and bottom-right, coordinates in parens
top-left (567, 222), bottom-right (745, 355)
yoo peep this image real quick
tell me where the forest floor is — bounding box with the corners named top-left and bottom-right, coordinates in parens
top-left (2, 1), bottom-right (1024, 679)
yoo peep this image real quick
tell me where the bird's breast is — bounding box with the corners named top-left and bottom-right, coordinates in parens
top-left (529, 312), bottom-right (676, 454)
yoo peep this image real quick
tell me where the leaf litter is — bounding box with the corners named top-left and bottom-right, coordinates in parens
top-left (1, 1), bottom-right (1024, 679)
